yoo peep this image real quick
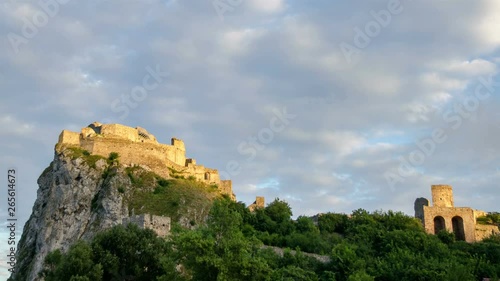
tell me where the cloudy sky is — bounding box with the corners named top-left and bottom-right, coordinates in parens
top-left (1, 0), bottom-right (500, 277)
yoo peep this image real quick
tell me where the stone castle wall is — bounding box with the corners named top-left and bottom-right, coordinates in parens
top-left (416, 185), bottom-right (499, 242)
top-left (58, 130), bottom-right (80, 145)
top-left (248, 196), bottom-right (265, 212)
top-left (422, 206), bottom-right (477, 242)
top-left (57, 122), bottom-right (234, 198)
top-left (122, 214), bottom-right (171, 237)
top-left (475, 224), bottom-right (500, 241)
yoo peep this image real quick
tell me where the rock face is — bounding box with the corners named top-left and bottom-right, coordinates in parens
top-left (11, 148), bottom-right (129, 281)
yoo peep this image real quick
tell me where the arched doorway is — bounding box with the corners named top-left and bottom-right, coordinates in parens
top-left (452, 216), bottom-right (465, 241)
top-left (204, 172), bottom-right (210, 180)
top-left (434, 216), bottom-right (445, 234)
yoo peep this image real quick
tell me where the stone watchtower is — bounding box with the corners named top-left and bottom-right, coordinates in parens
top-left (248, 196), bottom-right (265, 212)
top-left (431, 184), bottom-right (454, 207)
top-left (415, 185), bottom-right (500, 242)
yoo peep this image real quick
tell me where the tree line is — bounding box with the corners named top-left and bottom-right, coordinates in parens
top-left (37, 197), bottom-right (500, 281)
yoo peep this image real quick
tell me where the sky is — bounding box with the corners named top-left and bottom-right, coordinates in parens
top-left (1, 0), bottom-right (500, 278)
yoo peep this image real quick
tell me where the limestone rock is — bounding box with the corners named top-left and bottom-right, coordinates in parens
top-left (11, 148), bottom-right (128, 281)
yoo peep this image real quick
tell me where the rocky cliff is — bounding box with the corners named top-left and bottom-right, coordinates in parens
top-left (11, 144), bottom-right (220, 281)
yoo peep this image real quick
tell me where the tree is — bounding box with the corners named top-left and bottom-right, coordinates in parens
top-left (317, 213), bottom-right (349, 234)
top-left (91, 223), bottom-right (173, 280)
top-left (174, 198), bottom-right (272, 281)
top-left (41, 224), bottom-right (175, 281)
top-left (41, 241), bottom-right (103, 281)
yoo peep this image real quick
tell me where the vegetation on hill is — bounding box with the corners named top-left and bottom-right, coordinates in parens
top-left (125, 165), bottom-right (220, 223)
top-left (66, 148), bottom-right (222, 226)
top-left (39, 197), bottom-right (500, 281)
top-left (477, 212), bottom-right (500, 227)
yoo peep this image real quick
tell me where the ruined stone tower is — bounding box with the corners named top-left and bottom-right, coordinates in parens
top-left (415, 185), bottom-right (499, 242)
top-left (431, 184), bottom-right (454, 207)
top-left (248, 196), bottom-right (265, 212)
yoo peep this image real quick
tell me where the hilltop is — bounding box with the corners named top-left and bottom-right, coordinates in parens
top-left (10, 122), bottom-right (237, 281)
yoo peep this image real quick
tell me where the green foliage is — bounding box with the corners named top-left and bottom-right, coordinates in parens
top-left (41, 224), bottom-right (176, 281)
top-left (157, 178), bottom-right (170, 187)
top-left (125, 166), bottom-right (219, 222)
top-left (265, 198), bottom-right (293, 222)
top-left (477, 213), bottom-right (500, 226)
top-left (41, 241), bottom-right (103, 281)
top-left (66, 147), bottom-right (106, 169)
top-left (38, 197), bottom-right (500, 281)
top-left (437, 229), bottom-right (456, 244)
top-left (318, 213), bottom-right (349, 234)
top-left (108, 152), bottom-right (119, 161)
top-left (347, 271), bottom-right (374, 281)
top-left (271, 265), bottom-right (319, 281)
top-left (101, 167), bottom-right (117, 180)
top-left (168, 166), bottom-right (187, 179)
top-left (125, 165), bottom-right (158, 188)
top-left (174, 198), bottom-right (272, 281)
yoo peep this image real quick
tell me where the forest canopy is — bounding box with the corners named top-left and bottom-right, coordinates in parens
top-left (38, 197), bottom-right (500, 281)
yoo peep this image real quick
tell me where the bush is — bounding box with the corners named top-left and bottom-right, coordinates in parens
top-left (157, 178), bottom-right (170, 187)
top-left (108, 152), bottom-right (119, 161)
top-left (107, 152), bottom-right (120, 165)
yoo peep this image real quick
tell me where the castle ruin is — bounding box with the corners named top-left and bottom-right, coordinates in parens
top-left (415, 185), bottom-right (499, 242)
top-left (122, 214), bottom-right (171, 237)
top-left (248, 196), bottom-right (265, 212)
top-left (57, 122), bottom-right (235, 199)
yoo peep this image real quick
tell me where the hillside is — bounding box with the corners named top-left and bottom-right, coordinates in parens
top-left (11, 144), bottom-right (223, 281)
top-left (21, 198), bottom-right (500, 281)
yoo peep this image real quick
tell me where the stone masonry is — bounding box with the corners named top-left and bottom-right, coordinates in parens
top-left (122, 214), bottom-right (171, 237)
top-left (248, 196), bottom-right (265, 212)
top-left (57, 122), bottom-right (235, 199)
top-left (415, 185), bottom-right (499, 242)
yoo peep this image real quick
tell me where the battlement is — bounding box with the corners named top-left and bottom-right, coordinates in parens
top-left (57, 122), bottom-right (234, 199)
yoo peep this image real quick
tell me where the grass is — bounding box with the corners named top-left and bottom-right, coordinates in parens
top-left (126, 166), bottom-right (158, 189)
top-left (477, 213), bottom-right (500, 226)
top-left (125, 166), bottom-right (220, 222)
top-left (65, 147), bottom-right (107, 169)
top-left (64, 147), bottom-right (120, 169)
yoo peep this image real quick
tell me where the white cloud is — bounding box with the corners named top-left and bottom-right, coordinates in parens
top-left (247, 0), bottom-right (285, 13)
top-left (473, 0), bottom-right (500, 50)
top-left (0, 115), bottom-right (34, 137)
top-left (444, 59), bottom-right (497, 76)
top-left (219, 28), bottom-right (265, 56)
